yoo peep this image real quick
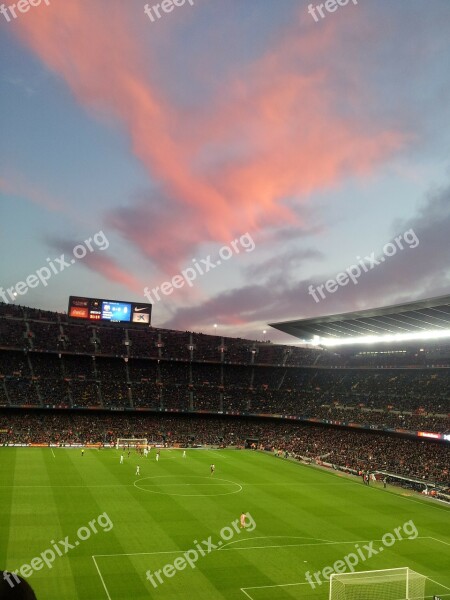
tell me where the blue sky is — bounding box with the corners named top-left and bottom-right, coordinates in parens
top-left (1, 0), bottom-right (450, 342)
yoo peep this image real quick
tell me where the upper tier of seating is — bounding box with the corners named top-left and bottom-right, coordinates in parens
top-left (1, 302), bottom-right (450, 368)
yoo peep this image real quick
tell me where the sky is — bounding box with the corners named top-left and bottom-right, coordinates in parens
top-left (1, 0), bottom-right (450, 343)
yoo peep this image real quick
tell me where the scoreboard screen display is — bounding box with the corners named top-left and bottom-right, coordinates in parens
top-left (68, 296), bottom-right (152, 326)
top-left (101, 301), bottom-right (131, 322)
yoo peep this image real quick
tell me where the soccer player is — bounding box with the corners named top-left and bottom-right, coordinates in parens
top-left (81, 448), bottom-right (84, 457)
top-left (120, 454), bottom-right (124, 464)
top-left (182, 450), bottom-right (186, 458)
top-left (156, 451), bottom-right (160, 462)
top-left (210, 464), bottom-right (215, 476)
top-left (136, 465), bottom-right (140, 476)
top-left (143, 448), bottom-right (148, 458)
top-left (240, 512), bottom-right (247, 528)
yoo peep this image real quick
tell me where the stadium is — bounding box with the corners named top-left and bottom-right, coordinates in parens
top-left (1, 2), bottom-right (450, 599)
top-left (0, 295), bottom-right (449, 599)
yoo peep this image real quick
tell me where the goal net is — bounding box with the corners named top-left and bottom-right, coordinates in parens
top-left (329, 567), bottom-right (426, 600)
top-left (116, 438), bottom-right (148, 449)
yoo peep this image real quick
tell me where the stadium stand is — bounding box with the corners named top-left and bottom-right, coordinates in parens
top-left (0, 302), bottom-right (448, 490)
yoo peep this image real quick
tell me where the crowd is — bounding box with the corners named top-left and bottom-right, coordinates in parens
top-left (0, 411), bottom-right (448, 485)
top-left (2, 303), bottom-right (450, 368)
top-left (0, 348), bottom-right (448, 433)
top-left (0, 304), bottom-right (448, 438)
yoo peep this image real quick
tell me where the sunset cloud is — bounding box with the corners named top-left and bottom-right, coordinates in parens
top-left (46, 236), bottom-right (142, 292)
top-left (13, 2), bottom-right (406, 276)
top-left (163, 181), bottom-right (450, 336)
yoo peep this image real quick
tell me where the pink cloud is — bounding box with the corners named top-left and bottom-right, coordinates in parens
top-left (82, 252), bottom-right (142, 292)
top-left (46, 237), bottom-right (142, 293)
top-left (13, 3), bottom-right (407, 275)
top-left (0, 174), bottom-right (63, 212)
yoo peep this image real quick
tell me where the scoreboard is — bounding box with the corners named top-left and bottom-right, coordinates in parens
top-left (68, 296), bottom-right (152, 326)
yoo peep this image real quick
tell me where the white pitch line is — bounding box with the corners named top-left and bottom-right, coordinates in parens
top-left (92, 556), bottom-right (112, 600)
top-left (93, 536), bottom-right (428, 558)
top-left (374, 488), bottom-right (450, 514)
top-left (239, 591), bottom-right (450, 599)
top-left (241, 576), bottom-right (450, 595)
top-left (241, 581), bottom-right (450, 595)
top-left (0, 484), bottom-right (135, 488)
top-left (219, 535), bottom-right (433, 553)
top-left (219, 538), bottom-right (415, 554)
top-left (237, 539), bottom-right (450, 598)
top-left (0, 481), bottom-right (237, 489)
top-left (206, 449), bottom-right (229, 459)
top-left (327, 470), bottom-right (450, 514)
top-left (245, 482), bottom-right (358, 486)
top-left (269, 451), bottom-right (450, 514)
top-left (92, 536), bottom-right (450, 598)
top-left (426, 576), bottom-right (450, 592)
top-left (0, 481), bottom-right (357, 488)
top-left (219, 535), bottom-right (335, 551)
top-left (138, 482), bottom-right (235, 487)
top-left (429, 536), bottom-right (450, 547)
top-left (94, 548), bottom-right (194, 558)
top-left (243, 581), bottom-right (311, 591)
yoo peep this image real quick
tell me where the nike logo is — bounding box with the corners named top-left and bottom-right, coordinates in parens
top-left (134, 307), bottom-right (148, 311)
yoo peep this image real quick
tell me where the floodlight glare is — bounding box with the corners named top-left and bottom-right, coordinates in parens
top-left (313, 329), bottom-right (450, 347)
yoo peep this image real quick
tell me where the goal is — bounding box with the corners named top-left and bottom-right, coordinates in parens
top-left (329, 567), bottom-right (426, 600)
top-left (116, 438), bottom-right (148, 449)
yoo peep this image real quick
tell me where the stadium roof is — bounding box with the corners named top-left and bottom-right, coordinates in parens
top-left (269, 295), bottom-right (450, 342)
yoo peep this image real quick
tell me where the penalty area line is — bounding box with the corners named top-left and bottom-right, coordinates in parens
top-left (243, 581), bottom-right (311, 591)
top-left (92, 556), bottom-right (112, 600)
top-left (92, 536), bottom-right (427, 558)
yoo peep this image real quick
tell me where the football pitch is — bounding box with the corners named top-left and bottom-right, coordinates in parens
top-left (0, 448), bottom-right (449, 600)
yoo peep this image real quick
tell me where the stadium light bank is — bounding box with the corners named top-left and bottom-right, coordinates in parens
top-left (304, 329), bottom-right (450, 348)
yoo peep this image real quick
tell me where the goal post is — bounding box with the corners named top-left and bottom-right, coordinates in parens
top-left (116, 438), bottom-right (148, 449)
top-left (329, 567), bottom-right (426, 600)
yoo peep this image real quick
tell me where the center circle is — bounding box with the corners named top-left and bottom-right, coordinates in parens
top-left (134, 475), bottom-right (242, 497)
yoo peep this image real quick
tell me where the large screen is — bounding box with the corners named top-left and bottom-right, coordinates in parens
top-left (68, 296), bottom-right (152, 326)
top-left (101, 301), bottom-right (131, 322)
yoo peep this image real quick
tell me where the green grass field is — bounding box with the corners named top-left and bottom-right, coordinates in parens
top-left (1, 447), bottom-right (449, 600)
